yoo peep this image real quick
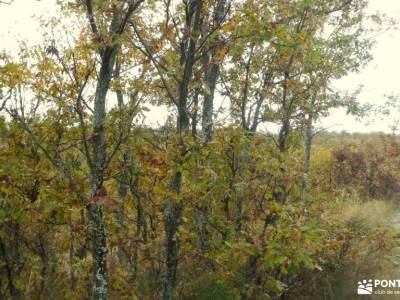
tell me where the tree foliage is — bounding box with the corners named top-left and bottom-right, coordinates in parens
top-left (0, 0), bottom-right (396, 299)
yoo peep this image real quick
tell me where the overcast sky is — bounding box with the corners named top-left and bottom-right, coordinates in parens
top-left (1, 0), bottom-right (400, 133)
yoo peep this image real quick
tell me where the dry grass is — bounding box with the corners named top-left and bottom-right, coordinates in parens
top-left (340, 198), bottom-right (396, 228)
top-left (322, 196), bottom-right (400, 299)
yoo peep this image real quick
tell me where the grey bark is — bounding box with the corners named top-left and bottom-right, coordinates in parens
top-left (116, 163), bottom-right (128, 226)
top-left (235, 137), bottom-right (250, 232)
top-left (163, 1), bottom-right (203, 298)
top-left (87, 204), bottom-right (108, 300)
top-left (164, 171), bottom-right (184, 300)
top-left (201, 62), bottom-right (218, 141)
top-left (86, 7), bottom-right (119, 299)
top-left (197, 206), bottom-right (209, 252)
top-left (69, 205), bottom-right (76, 290)
top-left (192, 88), bottom-right (200, 137)
top-left (128, 157), bottom-right (142, 282)
top-left (302, 114), bottom-right (313, 191)
top-left (114, 60), bottom-right (129, 227)
top-left (196, 0), bottom-right (227, 255)
top-left (234, 46), bottom-right (255, 232)
top-left (84, 2), bottom-right (143, 298)
top-left (201, 0), bottom-right (227, 142)
top-left (278, 118), bottom-right (290, 153)
top-left (278, 68), bottom-right (291, 153)
top-left (88, 45), bottom-right (117, 300)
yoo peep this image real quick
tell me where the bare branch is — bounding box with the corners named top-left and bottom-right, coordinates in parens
top-left (85, 0), bottom-right (99, 35)
top-left (130, 20), bottom-right (178, 106)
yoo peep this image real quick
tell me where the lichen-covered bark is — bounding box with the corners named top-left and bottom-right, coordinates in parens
top-left (163, 1), bottom-right (203, 298)
top-left (163, 171), bottom-right (183, 299)
top-left (201, 0), bottom-right (227, 142)
top-left (84, 2), bottom-right (143, 294)
top-left (88, 204), bottom-right (108, 300)
top-left (88, 45), bottom-right (117, 300)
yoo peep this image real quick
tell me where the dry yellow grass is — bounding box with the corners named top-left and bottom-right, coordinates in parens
top-left (340, 198), bottom-right (396, 228)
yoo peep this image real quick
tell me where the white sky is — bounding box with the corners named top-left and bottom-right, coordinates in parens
top-left (1, 0), bottom-right (400, 133)
top-left (322, 0), bottom-right (400, 133)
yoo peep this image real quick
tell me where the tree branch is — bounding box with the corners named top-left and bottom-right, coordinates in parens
top-left (85, 0), bottom-right (99, 35)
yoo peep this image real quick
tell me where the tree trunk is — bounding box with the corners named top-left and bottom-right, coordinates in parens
top-left (278, 118), bottom-right (290, 153)
top-left (114, 60), bottom-right (129, 227)
top-left (201, 0), bottom-right (226, 142)
top-left (201, 63), bottom-right (219, 141)
top-left (163, 1), bottom-right (202, 298)
top-left (69, 204), bottom-right (76, 290)
top-left (163, 170), bottom-right (184, 300)
top-left (0, 237), bottom-right (20, 300)
top-left (302, 114), bottom-right (313, 191)
top-left (116, 150), bottom-right (129, 226)
top-left (129, 163), bottom-right (143, 282)
top-left (87, 204), bottom-right (108, 300)
top-left (235, 138), bottom-right (250, 232)
top-left (89, 46), bottom-right (118, 300)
